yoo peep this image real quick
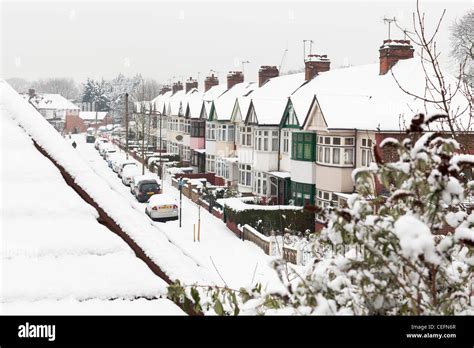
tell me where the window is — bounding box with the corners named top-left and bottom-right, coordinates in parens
top-left (282, 130), bottom-right (289, 153)
top-left (191, 121), bottom-right (205, 137)
top-left (255, 129), bottom-right (279, 152)
top-left (315, 189), bottom-right (338, 221)
top-left (291, 132), bottom-right (316, 161)
top-left (240, 126), bottom-right (252, 146)
top-left (253, 171), bottom-right (268, 196)
top-left (184, 119), bottom-right (191, 134)
top-left (291, 181), bottom-right (315, 206)
top-left (206, 123), bottom-right (216, 140)
top-left (206, 154), bottom-right (215, 172)
top-left (344, 148), bottom-right (354, 165)
top-left (316, 136), bottom-right (355, 166)
top-left (361, 138), bottom-right (373, 167)
top-left (239, 164), bottom-right (252, 186)
top-left (217, 124), bottom-right (235, 142)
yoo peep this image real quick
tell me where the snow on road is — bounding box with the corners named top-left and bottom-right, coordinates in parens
top-left (73, 134), bottom-right (284, 292)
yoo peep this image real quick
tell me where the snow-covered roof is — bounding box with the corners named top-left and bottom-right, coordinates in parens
top-left (185, 90), bottom-right (204, 119)
top-left (266, 171), bottom-right (291, 179)
top-left (22, 93), bottom-right (80, 111)
top-left (246, 73), bottom-right (306, 126)
top-left (79, 111), bottom-right (109, 121)
top-left (291, 57), bottom-right (471, 131)
top-left (202, 84), bottom-right (227, 102)
top-left (212, 82), bottom-right (256, 121)
top-left (152, 91), bottom-right (172, 115)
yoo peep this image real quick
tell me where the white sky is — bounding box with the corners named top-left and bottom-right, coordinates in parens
top-left (1, 0), bottom-right (472, 86)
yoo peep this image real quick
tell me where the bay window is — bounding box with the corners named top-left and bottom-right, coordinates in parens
top-left (254, 129), bottom-right (279, 152)
top-left (292, 132), bottom-right (316, 161)
top-left (317, 136), bottom-right (355, 167)
top-left (239, 164), bottom-right (252, 186)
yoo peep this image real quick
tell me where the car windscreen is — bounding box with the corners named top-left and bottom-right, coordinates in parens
top-left (139, 183), bottom-right (159, 192)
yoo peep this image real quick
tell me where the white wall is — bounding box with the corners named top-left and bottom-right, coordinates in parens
top-left (290, 160), bottom-right (316, 184)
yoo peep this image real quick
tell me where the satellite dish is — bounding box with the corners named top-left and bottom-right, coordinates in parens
top-left (176, 135), bottom-right (183, 142)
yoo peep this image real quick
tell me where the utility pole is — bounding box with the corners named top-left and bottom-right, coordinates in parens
top-left (94, 101), bottom-right (98, 137)
top-left (178, 177), bottom-right (184, 228)
top-left (159, 111), bottom-right (164, 192)
top-left (141, 106), bottom-right (145, 175)
top-left (125, 93), bottom-right (129, 159)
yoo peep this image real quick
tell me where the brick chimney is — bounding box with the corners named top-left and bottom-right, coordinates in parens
top-left (258, 66), bottom-right (279, 87)
top-left (305, 54), bottom-right (331, 80)
top-left (172, 81), bottom-right (183, 95)
top-left (160, 85), bottom-right (171, 95)
top-left (227, 71), bottom-right (244, 89)
top-left (28, 88), bottom-right (36, 98)
top-left (185, 77), bottom-right (198, 93)
top-left (379, 39), bottom-right (414, 75)
top-left (204, 74), bottom-right (219, 92)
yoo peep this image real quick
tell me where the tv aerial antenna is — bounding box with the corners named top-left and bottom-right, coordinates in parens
top-left (383, 16), bottom-right (397, 40)
top-left (303, 39), bottom-right (314, 62)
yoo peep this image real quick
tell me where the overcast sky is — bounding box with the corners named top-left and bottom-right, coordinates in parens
top-left (1, 0), bottom-right (472, 86)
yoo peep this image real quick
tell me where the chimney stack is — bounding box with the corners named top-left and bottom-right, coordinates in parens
top-left (204, 74), bottom-right (219, 92)
top-left (28, 89), bottom-right (36, 98)
top-left (172, 81), bottom-right (183, 94)
top-left (227, 71), bottom-right (244, 90)
top-left (185, 77), bottom-right (198, 93)
top-left (305, 54), bottom-right (331, 80)
top-left (258, 66), bottom-right (279, 87)
top-left (379, 39), bottom-right (414, 75)
top-left (159, 85), bottom-right (171, 95)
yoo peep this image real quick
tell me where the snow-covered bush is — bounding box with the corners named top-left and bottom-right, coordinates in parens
top-left (168, 115), bottom-right (473, 315)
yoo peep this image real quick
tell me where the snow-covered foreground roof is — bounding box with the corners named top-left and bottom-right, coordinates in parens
top-left (21, 93), bottom-right (80, 110)
top-left (0, 105), bottom-right (184, 314)
top-left (291, 58), bottom-right (471, 131)
top-left (0, 80), bottom-right (216, 288)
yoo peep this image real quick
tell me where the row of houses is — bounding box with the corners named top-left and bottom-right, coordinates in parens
top-left (143, 39), bottom-right (472, 224)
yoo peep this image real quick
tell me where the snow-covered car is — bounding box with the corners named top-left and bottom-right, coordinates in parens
top-left (121, 165), bottom-right (140, 186)
top-left (104, 148), bottom-right (117, 162)
top-left (98, 142), bottom-right (113, 156)
top-left (134, 179), bottom-right (161, 203)
top-left (94, 138), bottom-right (108, 150)
top-left (111, 155), bottom-right (125, 173)
top-left (145, 194), bottom-right (178, 221)
top-left (118, 160), bottom-right (137, 178)
top-left (130, 174), bottom-right (159, 195)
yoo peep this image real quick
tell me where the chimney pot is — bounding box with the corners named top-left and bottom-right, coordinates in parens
top-left (379, 39), bottom-right (414, 75)
top-left (258, 65), bottom-right (279, 87)
top-left (28, 89), bottom-right (35, 98)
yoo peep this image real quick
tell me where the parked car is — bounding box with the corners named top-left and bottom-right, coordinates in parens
top-left (130, 174), bottom-right (159, 195)
top-left (98, 142), bottom-right (112, 156)
top-left (135, 180), bottom-right (161, 202)
top-left (104, 148), bottom-right (117, 161)
top-left (94, 138), bottom-right (108, 150)
top-left (86, 134), bottom-right (96, 143)
top-left (111, 155), bottom-right (125, 173)
top-left (118, 160), bottom-right (137, 178)
top-left (145, 194), bottom-right (178, 221)
top-left (121, 165), bottom-right (140, 186)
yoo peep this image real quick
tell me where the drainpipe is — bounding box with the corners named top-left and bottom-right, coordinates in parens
top-left (353, 128), bottom-right (358, 193)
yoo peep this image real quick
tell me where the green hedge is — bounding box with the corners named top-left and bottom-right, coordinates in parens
top-left (224, 205), bottom-right (315, 236)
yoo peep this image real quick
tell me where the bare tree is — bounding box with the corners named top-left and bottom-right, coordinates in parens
top-left (392, 0), bottom-right (473, 149)
top-left (33, 78), bottom-right (80, 100)
top-left (6, 77), bottom-right (31, 93)
top-left (451, 10), bottom-right (474, 86)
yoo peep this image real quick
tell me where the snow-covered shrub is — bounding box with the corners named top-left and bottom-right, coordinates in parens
top-left (168, 116), bottom-right (474, 315)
